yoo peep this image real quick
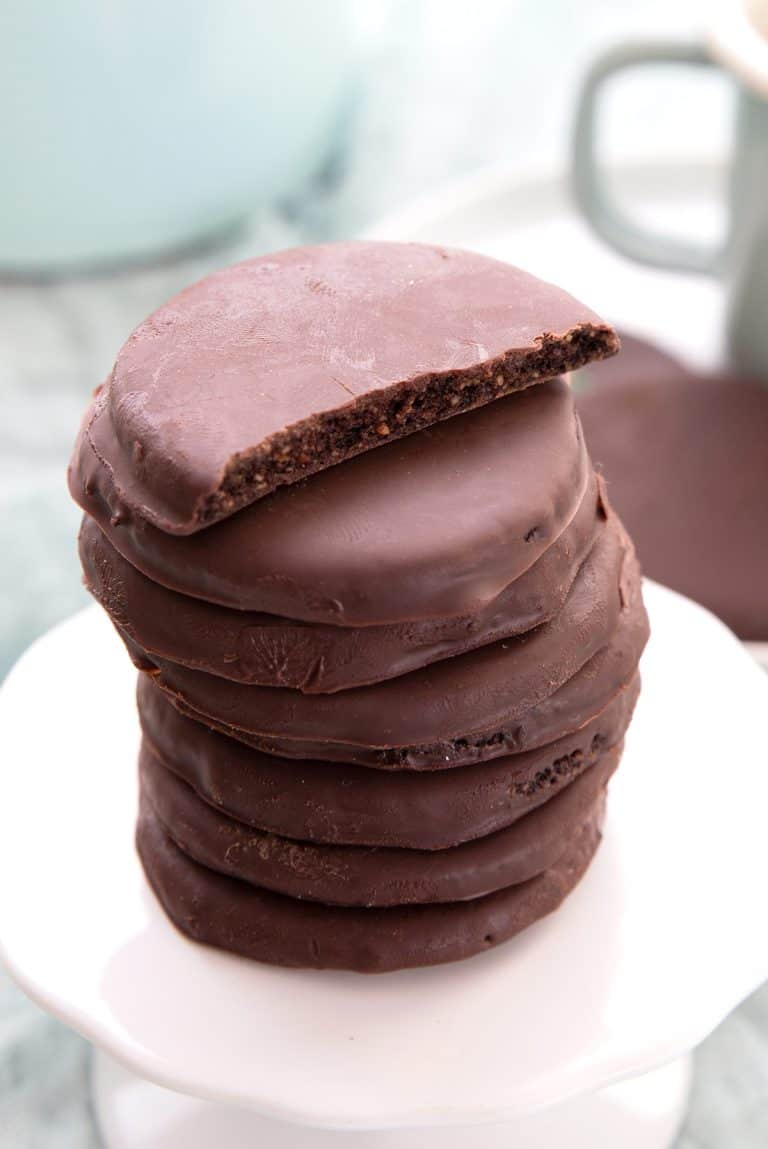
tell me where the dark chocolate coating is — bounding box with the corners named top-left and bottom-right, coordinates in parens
top-left (158, 601), bottom-right (646, 768)
top-left (137, 798), bottom-right (604, 972)
top-left (81, 473), bottom-right (603, 692)
top-left (131, 521), bottom-right (646, 767)
top-left (72, 380), bottom-right (590, 627)
top-left (138, 673), bottom-right (639, 850)
top-left (71, 242), bottom-right (617, 534)
top-left (140, 741), bottom-right (619, 907)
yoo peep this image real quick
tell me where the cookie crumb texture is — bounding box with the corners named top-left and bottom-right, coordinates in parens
top-left (200, 321), bottom-right (613, 528)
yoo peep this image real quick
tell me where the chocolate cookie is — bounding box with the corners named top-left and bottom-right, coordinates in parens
top-left (131, 522), bottom-right (646, 767)
top-left (70, 243), bottom-right (618, 535)
top-left (81, 472), bottom-right (603, 692)
top-left (73, 379), bottom-right (589, 626)
top-left (137, 797), bottom-right (605, 971)
top-left (140, 741), bottom-right (619, 906)
top-left (138, 673), bottom-right (639, 850)
top-left (66, 242), bottom-right (646, 973)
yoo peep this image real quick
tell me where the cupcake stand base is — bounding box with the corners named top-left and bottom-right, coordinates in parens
top-left (1, 583), bottom-right (767, 1149)
top-left (92, 1049), bottom-right (692, 1149)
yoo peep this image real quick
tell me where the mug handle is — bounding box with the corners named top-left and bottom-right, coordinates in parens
top-left (572, 42), bottom-right (725, 275)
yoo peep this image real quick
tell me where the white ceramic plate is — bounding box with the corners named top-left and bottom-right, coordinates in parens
top-left (1, 584), bottom-right (767, 1130)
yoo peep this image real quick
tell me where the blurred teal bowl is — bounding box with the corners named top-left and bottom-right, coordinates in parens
top-left (0, 0), bottom-right (359, 271)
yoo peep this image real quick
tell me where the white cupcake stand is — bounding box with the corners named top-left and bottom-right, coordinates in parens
top-left (1, 581), bottom-right (767, 1148)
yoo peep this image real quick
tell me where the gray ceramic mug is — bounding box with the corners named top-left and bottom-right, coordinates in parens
top-left (572, 35), bottom-right (768, 380)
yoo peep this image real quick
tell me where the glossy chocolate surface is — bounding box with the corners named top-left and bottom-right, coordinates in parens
top-left (74, 379), bottom-right (589, 626)
top-left (81, 473), bottom-right (604, 692)
top-left (141, 743), bottom-right (618, 906)
top-left (133, 523), bottom-right (646, 767)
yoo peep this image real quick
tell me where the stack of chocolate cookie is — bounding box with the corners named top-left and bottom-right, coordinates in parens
top-left (69, 243), bottom-right (648, 972)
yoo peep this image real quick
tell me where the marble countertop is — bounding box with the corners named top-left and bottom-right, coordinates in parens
top-left (2, 3), bottom-right (767, 1144)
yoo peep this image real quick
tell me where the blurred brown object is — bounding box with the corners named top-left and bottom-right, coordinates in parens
top-left (577, 334), bottom-right (768, 641)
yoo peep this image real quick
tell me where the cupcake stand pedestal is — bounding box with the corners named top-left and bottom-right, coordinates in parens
top-left (1, 582), bottom-right (767, 1149)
